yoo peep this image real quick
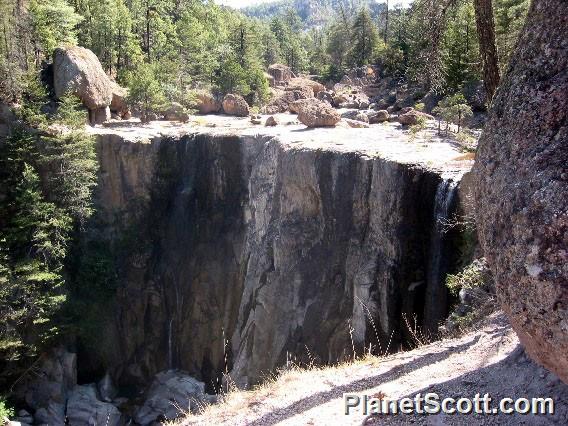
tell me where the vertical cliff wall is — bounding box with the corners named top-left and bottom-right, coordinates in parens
top-left (90, 129), bottom-right (465, 389)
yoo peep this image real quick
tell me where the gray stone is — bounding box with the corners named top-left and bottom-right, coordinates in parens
top-left (134, 371), bottom-right (207, 425)
top-left (341, 110), bottom-right (369, 123)
top-left (97, 372), bottom-right (118, 403)
top-left (33, 402), bottom-right (65, 426)
top-left (343, 118), bottom-right (369, 128)
top-left (367, 110), bottom-right (389, 124)
top-left (66, 384), bottom-right (121, 426)
top-left (17, 348), bottom-right (76, 411)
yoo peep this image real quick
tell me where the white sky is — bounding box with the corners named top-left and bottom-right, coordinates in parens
top-left (215, 0), bottom-right (414, 9)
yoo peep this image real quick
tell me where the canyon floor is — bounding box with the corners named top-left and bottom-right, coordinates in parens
top-left (177, 312), bottom-right (568, 426)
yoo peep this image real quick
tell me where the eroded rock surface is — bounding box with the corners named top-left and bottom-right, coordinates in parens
top-left (89, 120), bottom-right (471, 389)
top-left (473, 0), bottom-right (568, 383)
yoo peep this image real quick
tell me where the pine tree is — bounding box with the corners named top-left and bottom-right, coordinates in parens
top-left (349, 8), bottom-right (381, 67)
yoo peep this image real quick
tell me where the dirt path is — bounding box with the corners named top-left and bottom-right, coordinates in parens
top-left (177, 313), bottom-right (567, 425)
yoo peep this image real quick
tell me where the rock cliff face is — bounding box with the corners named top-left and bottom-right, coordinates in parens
top-left (91, 127), bottom-right (466, 389)
top-left (473, 0), bottom-right (568, 383)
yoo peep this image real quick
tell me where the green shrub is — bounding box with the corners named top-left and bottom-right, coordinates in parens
top-left (433, 93), bottom-right (473, 134)
top-left (0, 398), bottom-right (14, 419)
top-left (446, 258), bottom-right (492, 296)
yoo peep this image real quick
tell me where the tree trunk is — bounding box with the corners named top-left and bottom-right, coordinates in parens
top-left (473, 0), bottom-right (500, 102)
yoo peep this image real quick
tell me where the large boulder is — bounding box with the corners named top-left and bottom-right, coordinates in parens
top-left (367, 109), bottom-right (389, 124)
top-left (267, 64), bottom-right (294, 84)
top-left (397, 108), bottom-right (433, 125)
top-left (316, 90), bottom-right (334, 105)
top-left (294, 99), bottom-right (341, 128)
top-left (134, 371), bottom-right (209, 425)
top-left (66, 384), bottom-right (121, 426)
top-left (288, 77), bottom-right (325, 95)
top-left (222, 94), bottom-right (250, 117)
top-left (473, 0), bottom-right (568, 383)
top-left (53, 46), bottom-right (113, 110)
top-left (194, 90), bottom-right (222, 114)
top-left (289, 97), bottom-right (320, 114)
top-left (263, 87), bottom-right (314, 114)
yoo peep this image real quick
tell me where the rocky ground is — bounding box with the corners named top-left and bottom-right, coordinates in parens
top-left (90, 113), bottom-right (475, 175)
top-left (177, 312), bottom-right (568, 426)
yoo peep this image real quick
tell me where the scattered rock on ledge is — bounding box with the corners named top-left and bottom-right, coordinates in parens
top-left (265, 115), bottom-right (278, 126)
top-left (367, 109), bottom-right (389, 123)
top-left (343, 118), bottom-right (369, 128)
top-left (295, 99), bottom-right (341, 128)
top-left (341, 109), bottom-right (369, 123)
top-left (397, 107), bottom-right (434, 125)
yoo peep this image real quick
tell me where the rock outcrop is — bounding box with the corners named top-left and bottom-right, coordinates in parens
top-left (90, 125), bottom-right (467, 389)
top-left (222, 94), bottom-right (250, 117)
top-left (473, 0), bottom-right (568, 384)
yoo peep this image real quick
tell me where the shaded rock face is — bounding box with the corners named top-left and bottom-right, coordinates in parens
top-left (92, 132), bottom-right (462, 389)
top-left (473, 0), bottom-right (568, 383)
